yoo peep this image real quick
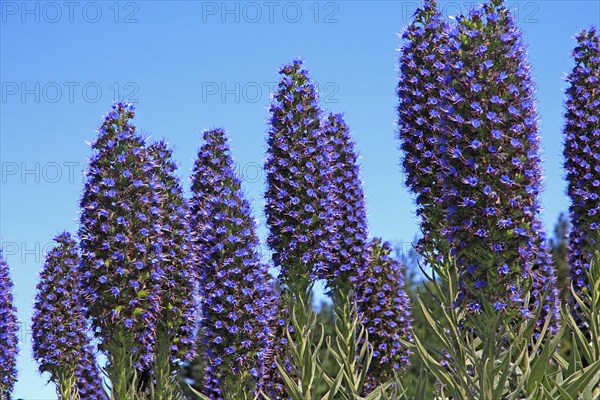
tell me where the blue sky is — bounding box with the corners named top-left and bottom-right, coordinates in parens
top-left (1, 0), bottom-right (599, 397)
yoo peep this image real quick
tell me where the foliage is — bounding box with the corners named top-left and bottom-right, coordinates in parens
top-left (550, 213), bottom-right (572, 301)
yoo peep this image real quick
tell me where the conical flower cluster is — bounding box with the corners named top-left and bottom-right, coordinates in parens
top-left (357, 239), bottom-right (413, 385)
top-left (322, 113), bottom-right (370, 287)
top-left (146, 140), bottom-right (198, 362)
top-left (0, 249), bottom-right (18, 395)
top-left (400, 0), bottom-right (558, 327)
top-left (440, 0), bottom-right (558, 324)
top-left (79, 102), bottom-right (197, 369)
top-left (264, 60), bottom-right (336, 282)
top-left (564, 27), bottom-right (600, 296)
top-left (79, 102), bottom-right (160, 366)
top-left (32, 232), bottom-right (105, 399)
top-left (266, 64), bottom-right (413, 386)
top-left (397, 0), bottom-right (450, 258)
top-left (190, 128), bottom-right (278, 394)
top-left (323, 113), bottom-right (412, 378)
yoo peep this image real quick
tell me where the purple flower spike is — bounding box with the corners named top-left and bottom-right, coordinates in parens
top-left (440, 1), bottom-right (559, 329)
top-left (79, 102), bottom-right (198, 373)
top-left (564, 27), bottom-right (600, 298)
top-left (397, 0), bottom-right (450, 259)
top-left (320, 111), bottom-right (414, 388)
top-left (356, 239), bottom-right (413, 387)
top-left (191, 128), bottom-right (279, 394)
top-left (147, 140), bottom-right (199, 363)
top-left (399, 0), bottom-right (558, 331)
top-left (264, 60), bottom-right (336, 283)
top-left (322, 113), bottom-right (413, 381)
top-left (80, 102), bottom-right (158, 366)
top-left (32, 232), bottom-right (105, 399)
top-left (0, 249), bottom-right (18, 395)
top-left (321, 113), bottom-right (371, 287)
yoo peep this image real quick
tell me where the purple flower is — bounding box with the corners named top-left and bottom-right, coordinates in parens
top-left (482, 60), bottom-right (494, 69)
top-left (398, 0), bottom-right (450, 259)
top-left (79, 102), bottom-right (198, 377)
top-left (499, 264), bottom-right (510, 275)
top-left (441, 1), bottom-right (558, 329)
top-left (356, 239), bottom-right (413, 387)
top-left (191, 128), bottom-right (279, 393)
top-left (147, 140), bottom-right (199, 363)
top-left (400, 0), bottom-right (558, 331)
top-left (0, 249), bottom-right (18, 395)
top-left (31, 233), bottom-right (105, 398)
top-left (323, 114), bottom-right (413, 384)
top-left (563, 26), bottom-right (600, 299)
top-left (265, 60), bottom-right (336, 282)
top-left (320, 113), bottom-right (371, 286)
top-left (463, 176), bottom-right (478, 186)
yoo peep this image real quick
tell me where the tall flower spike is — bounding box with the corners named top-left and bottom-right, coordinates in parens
top-left (79, 102), bottom-right (201, 381)
top-left (264, 62), bottom-right (335, 398)
top-left (438, 1), bottom-right (558, 329)
top-left (190, 128), bottom-right (278, 395)
top-left (264, 60), bottom-right (335, 283)
top-left (397, 0), bottom-right (451, 259)
top-left (79, 102), bottom-right (160, 370)
top-left (356, 239), bottom-right (413, 387)
top-left (321, 113), bottom-right (370, 288)
top-left (564, 27), bottom-right (600, 298)
top-left (32, 232), bottom-right (105, 399)
top-left (322, 113), bottom-right (412, 386)
top-left (0, 249), bottom-right (18, 395)
top-left (146, 140), bottom-right (199, 364)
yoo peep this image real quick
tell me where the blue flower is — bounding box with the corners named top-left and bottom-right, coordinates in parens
top-left (31, 233), bottom-right (105, 398)
top-left (79, 102), bottom-right (198, 375)
top-left (482, 60), bottom-right (494, 69)
top-left (0, 249), bottom-right (19, 395)
top-left (399, 0), bottom-right (558, 332)
top-left (397, 1), bottom-right (459, 262)
top-left (191, 128), bottom-right (279, 393)
top-left (564, 27), bottom-right (600, 299)
top-left (265, 61), bottom-right (337, 285)
top-left (356, 239), bottom-right (412, 387)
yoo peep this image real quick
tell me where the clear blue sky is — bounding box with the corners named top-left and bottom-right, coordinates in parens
top-left (1, 0), bottom-right (598, 397)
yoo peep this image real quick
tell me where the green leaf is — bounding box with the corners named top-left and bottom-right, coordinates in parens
top-left (561, 359), bottom-right (600, 397)
top-left (528, 320), bottom-right (565, 392)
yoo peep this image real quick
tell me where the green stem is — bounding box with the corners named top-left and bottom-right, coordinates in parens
top-left (56, 371), bottom-right (77, 400)
top-left (331, 285), bottom-right (364, 398)
top-left (273, 274), bottom-right (329, 400)
top-left (104, 328), bottom-right (141, 399)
